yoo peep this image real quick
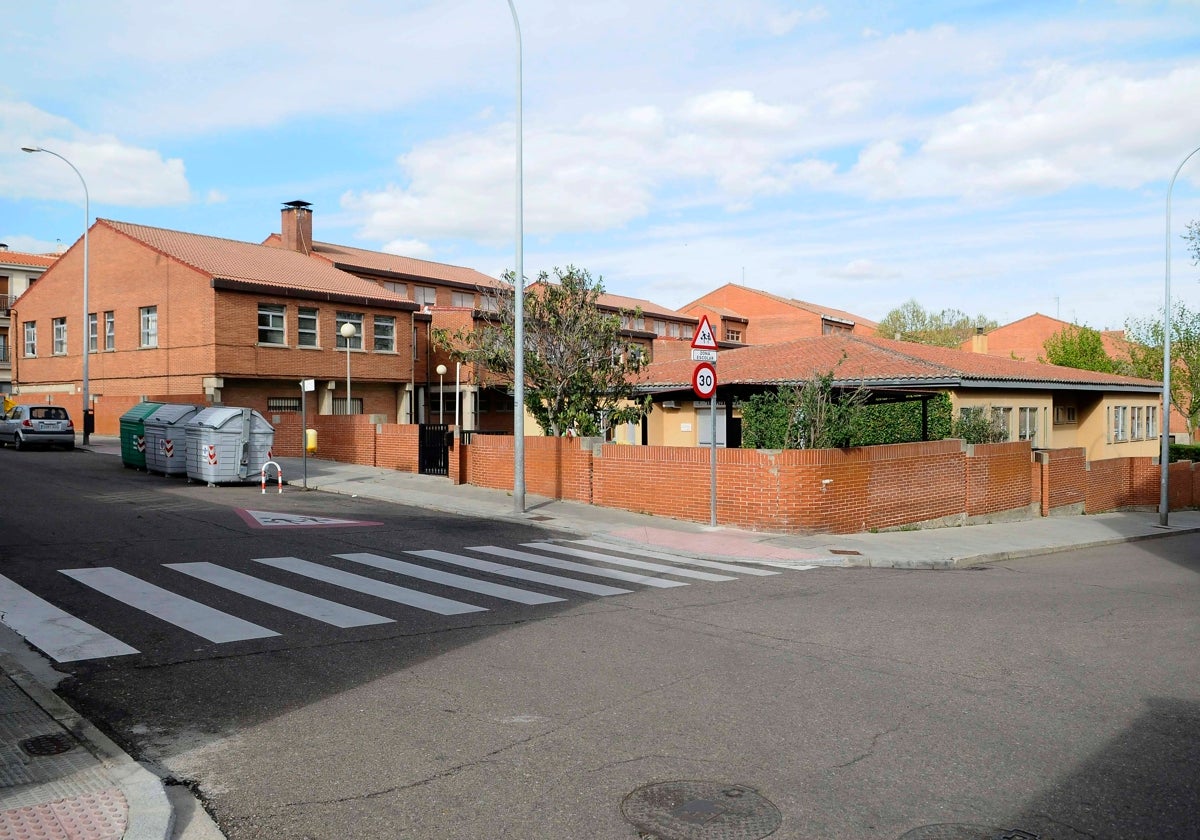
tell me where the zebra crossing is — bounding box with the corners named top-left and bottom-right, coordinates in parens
top-left (0, 541), bottom-right (802, 664)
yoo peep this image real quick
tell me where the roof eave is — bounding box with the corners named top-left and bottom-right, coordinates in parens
top-left (212, 277), bottom-right (419, 310)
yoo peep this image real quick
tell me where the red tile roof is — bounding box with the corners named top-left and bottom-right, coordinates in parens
top-left (302, 239), bottom-right (504, 289)
top-left (682, 283), bottom-right (879, 330)
top-left (105, 220), bottom-right (410, 304)
top-left (595, 290), bottom-right (697, 322)
top-left (0, 250), bottom-right (58, 268)
top-left (638, 333), bottom-right (1161, 392)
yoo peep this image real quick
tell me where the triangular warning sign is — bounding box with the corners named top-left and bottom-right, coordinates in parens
top-left (690, 315), bottom-right (719, 350)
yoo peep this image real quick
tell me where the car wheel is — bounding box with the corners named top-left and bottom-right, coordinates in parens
top-left (13, 433), bottom-right (25, 451)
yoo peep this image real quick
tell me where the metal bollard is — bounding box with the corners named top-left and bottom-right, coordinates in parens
top-left (261, 460), bottom-right (283, 494)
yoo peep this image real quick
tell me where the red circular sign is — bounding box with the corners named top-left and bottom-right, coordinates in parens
top-left (692, 362), bottom-right (717, 399)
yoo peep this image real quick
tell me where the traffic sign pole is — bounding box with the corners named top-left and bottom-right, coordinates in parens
top-left (710, 392), bottom-right (717, 526)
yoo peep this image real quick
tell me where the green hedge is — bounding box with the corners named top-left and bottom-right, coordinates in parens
top-left (1169, 443), bottom-right (1200, 462)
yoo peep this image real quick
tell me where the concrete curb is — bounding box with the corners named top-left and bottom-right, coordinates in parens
top-left (0, 652), bottom-right (175, 840)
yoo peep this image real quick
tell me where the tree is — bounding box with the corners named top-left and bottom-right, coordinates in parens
top-left (1125, 302), bottom-right (1200, 440)
top-left (877, 299), bottom-right (998, 348)
top-left (434, 266), bottom-right (650, 437)
top-left (1039, 324), bottom-right (1118, 373)
top-left (740, 368), bottom-right (869, 449)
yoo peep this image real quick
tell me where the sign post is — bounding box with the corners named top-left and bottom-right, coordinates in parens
top-left (690, 316), bottom-right (720, 526)
top-left (300, 379), bottom-right (315, 489)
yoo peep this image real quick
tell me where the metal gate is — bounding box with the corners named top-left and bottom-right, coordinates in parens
top-left (418, 424), bottom-right (450, 476)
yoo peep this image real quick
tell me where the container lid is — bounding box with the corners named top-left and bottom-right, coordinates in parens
top-left (119, 401), bottom-right (164, 422)
top-left (186, 406), bottom-right (274, 432)
top-left (145, 403), bottom-right (203, 426)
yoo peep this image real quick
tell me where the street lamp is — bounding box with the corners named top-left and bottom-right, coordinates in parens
top-left (506, 0), bottom-right (526, 514)
top-left (340, 322), bottom-right (356, 415)
top-left (1160, 142), bottom-right (1200, 526)
top-left (436, 364), bottom-right (447, 423)
top-left (21, 146), bottom-right (90, 444)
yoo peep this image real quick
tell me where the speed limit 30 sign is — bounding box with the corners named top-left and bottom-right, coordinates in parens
top-left (692, 362), bottom-right (717, 399)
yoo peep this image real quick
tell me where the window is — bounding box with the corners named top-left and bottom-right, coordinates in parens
top-left (451, 291), bottom-right (474, 308)
top-left (23, 321), bottom-right (36, 357)
top-left (822, 318), bottom-right (852, 335)
top-left (373, 315), bottom-right (396, 352)
top-left (1112, 406), bottom-right (1128, 442)
top-left (382, 281), bottom-right (408, 297)
top-left (479, 294), bottom-right (500, 313)
top-left (414, 286), bottom-right (437, 307)
top-left (104, 311), bottom-right (115, 351)
top-left (653, 320), bottom-right (666, 336)
top-left (87, 313), bottom-right (98, 353)
top-left (258, 304), bottom-right (286, 345)
top-left (267, 397), bottom-right (302, 412)
top-left (669, 323), bottom-right (681, 339)
top-left (725, 328), bottom-right (743, 343)
top-left (991, 406), bottom-right (1012, 440)
top-left (335, 312), bottom-right (363, 349)
top-left (52, 318), bottom-right (67, 355)
top-left (1054, 405), bottom-right (1077, 425)
top-left (1147, 406), bottom-right (1158, 439)
top-left (333, 397), bottom-right (363, 415)
top-left (1018, 407), bottom-right (1037, 444)
top-left (1131, 406), bottom-right (1144, 440)
top-left (297, 307), bottom-right (318, 347)
top-left (140, 306), bottom-right (158, 348)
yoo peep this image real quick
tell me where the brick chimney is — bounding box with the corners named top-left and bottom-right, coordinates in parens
top-left (281, 201), bottom-right (313, 254)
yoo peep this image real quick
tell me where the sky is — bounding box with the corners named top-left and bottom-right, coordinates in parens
top-left (3, 1), bottom-right (1200, 333)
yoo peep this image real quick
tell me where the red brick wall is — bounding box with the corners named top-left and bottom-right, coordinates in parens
top-left (966, 441), bottom-right (1037, 516)
top-left (1042, 447), bottom-right (1088, 514)
top-left (464, 435), bottom-right (592, 502)
top-left (1084, 456), bottom-right (1197, 512)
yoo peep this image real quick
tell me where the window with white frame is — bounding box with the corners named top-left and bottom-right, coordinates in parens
top-left (991, 406), bottom-right (1013, 440)
top-left (479, 294), bottom-right (500, 313)
top-left (297, 307), bottom-right (318, 347)
top-left (1147, 406), bottom-right (1158, 439)
top-left (653, 320), bottom-right (666, 336)
top-left (52, 317), bottom-right (67, 355)
top-left (335, 312), bottom-right (363, 349)
top-left (1131, 406), bottom-right (1144, 439)
top-left (414, 286), bottom-right (437, 307)
top-left (23, 321), bottom-right (36, 357)
top-left (669, 323), bottom-right (681, 338)
top-left (258, 303), bottom-right (286, 345)
top-left (1112, 405), bottom-right (1128, 441)
top-left (451, 291), bottom-right (474, 308)
top-left (725, 328), bottom-right (743, 342)
top-left (1018, 407), bottom-right (1038, 444)
top-left (104, 311), bottom-right (115, 351)
top-left (87, 313), bottom-right (98, 353)
top-left (373, 315), bottom-right (396, 352)
top-left (382, 281), bottom-right (407, 297)
top-left (139, 306), bottom-right (158, 348)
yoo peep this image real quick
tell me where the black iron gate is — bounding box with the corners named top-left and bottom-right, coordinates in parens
top-left (418, 424), bottom-right (450, 476)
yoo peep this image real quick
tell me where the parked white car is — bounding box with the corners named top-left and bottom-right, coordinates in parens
top-left (0, 404), bottom-right (76, 450)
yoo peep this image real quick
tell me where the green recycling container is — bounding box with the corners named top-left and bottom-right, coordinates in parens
top-left (119, 401), bottom-right (164, 469)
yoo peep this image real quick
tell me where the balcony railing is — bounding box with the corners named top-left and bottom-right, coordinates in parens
top-left (0, 295), bottom-right (14, 316)
top-left (0, 344), bottom-right (9, 368)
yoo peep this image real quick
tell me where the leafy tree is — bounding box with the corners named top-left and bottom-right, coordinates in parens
top-left (434, 266), bottom-right (650, 437)
top-left (877, 299), bottom-right (998, 348)
top-left (1039, 324), bottom-right (1117, 373)
top-left (1126, 301), bottom-right (1200, 440)
top-left (740, 369), bottom-right (869, 449)
top-left (950, 408), bottom-right (1011, 444)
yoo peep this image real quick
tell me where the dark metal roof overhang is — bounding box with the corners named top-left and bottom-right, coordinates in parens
top-left (212, 277), bottom-right (420, 311)
top-left (954, 378), bottom-right (1161, 394)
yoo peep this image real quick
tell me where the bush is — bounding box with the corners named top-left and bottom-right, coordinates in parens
top-left (1169, 442), bottom-right (1200, 462)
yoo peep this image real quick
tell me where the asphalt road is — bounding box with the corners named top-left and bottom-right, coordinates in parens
top-left (2, 447), bottom-right (1198, 840)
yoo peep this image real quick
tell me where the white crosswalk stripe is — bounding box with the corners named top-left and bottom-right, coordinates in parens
top-left (165, 562), bottom-right (395, 628)
top-left (0, 574), bottom-right (138, 662)
top-left (568, 540), bottom-right (782, 576)
top-left (524, 542), bottom-right (736, 581)
top-left (335, 553), bottom-right (566, 605)
top-left (467, 546), bottom-right (689, 588)
top-left (60, 567), bottom-right (280, 643)
top-left (252, 556), bottom-right (487, 616)
top-left (2, 540), bottom-right (810, 662)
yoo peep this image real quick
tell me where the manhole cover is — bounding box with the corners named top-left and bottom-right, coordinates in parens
top-left (898, 826), bottom-right (1040, 840)
top-left (621, 781), bottom-right (781, 840)
top-left (20, 732), bottom-right (77, 756)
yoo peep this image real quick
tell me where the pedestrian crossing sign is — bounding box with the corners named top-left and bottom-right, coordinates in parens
top-left (690, 315), bottom-right (718, 350)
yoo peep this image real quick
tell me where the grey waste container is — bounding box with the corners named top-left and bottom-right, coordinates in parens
top-left (144, 404), bottom-right (203, 476)
top-left (185, 407), bottom-right (275, 485)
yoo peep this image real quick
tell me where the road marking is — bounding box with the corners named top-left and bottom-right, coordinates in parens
top-left (467, 546), bottom-right (688, 589)
top-left (0, 574), bottom-right (139, 662)
top-left (165, 562), bottom-right (394, 628)
top-left (524, 543), bottom-right (736, 581)
top-left (568, 540), bottom-right (782, 576)
top-left (405, 550), bottom-right (632, 597)
top-left (335, 553), bottom-right (565, 606)
top-left (253, 557), bottom-right (487, 616)
top-left (60, 568), bottom-right (280, 643)
top-left (235, 509), bottom-right (384, 529)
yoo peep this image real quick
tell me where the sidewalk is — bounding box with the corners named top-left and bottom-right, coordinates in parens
top-left (4, 437), bottom-right (1199, 840)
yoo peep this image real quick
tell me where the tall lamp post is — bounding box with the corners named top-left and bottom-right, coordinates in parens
top-left (21, 146), bottom-right (90, 444)
top-left (340, 322), bottom-right (356, 415)
top-left (436, 364), bottom-right (447, 423)
top-left (506, 0), bottom-right (526, 514)
top-left (1160, 142), bottom-right (1200, 526)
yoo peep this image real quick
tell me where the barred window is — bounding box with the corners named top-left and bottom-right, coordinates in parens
top-left (267, 397), bottom-right (302, 412)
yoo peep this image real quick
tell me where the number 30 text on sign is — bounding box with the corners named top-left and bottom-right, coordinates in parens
top-left (692, 362), bottom-right (717, 399)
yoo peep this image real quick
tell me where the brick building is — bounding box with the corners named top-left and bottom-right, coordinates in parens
top-left (1, 245), bottom-right (58, 398)
top-left (681, 283), bottom-right (878, 346)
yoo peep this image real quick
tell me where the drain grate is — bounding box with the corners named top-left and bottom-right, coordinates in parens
top-left (898, 825), bottom-right (1040, 840)
top-left (829, 549), bottom-right (862, 556)
top-left (20, 732), bottom-right (77, 757)
top-left (621, 781), bottom-right (781, 840)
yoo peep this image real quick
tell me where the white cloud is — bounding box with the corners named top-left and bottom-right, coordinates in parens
top-left (383, 238), bottom-right (434, 260)
top-left (682, 90), bottom-right (801, 133)
top-left (766, 6), bottom-right (828, 37)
